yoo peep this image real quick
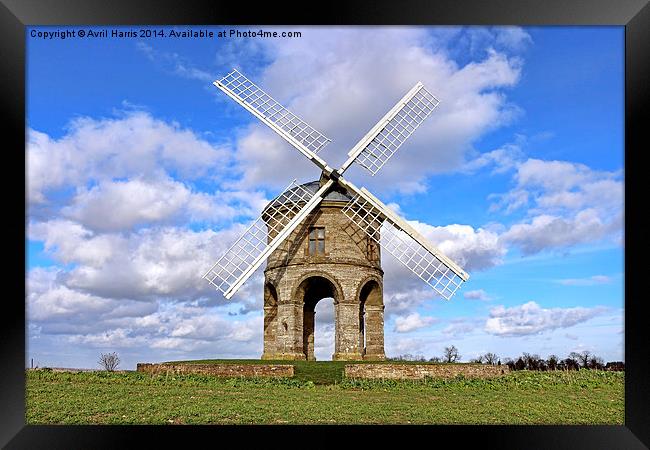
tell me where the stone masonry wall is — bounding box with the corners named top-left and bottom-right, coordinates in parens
top-left (136, 363), bottom-right (294, 378)
top-left (344, 363), bottom-right (509, 380)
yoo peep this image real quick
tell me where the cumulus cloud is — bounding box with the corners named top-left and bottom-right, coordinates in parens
top-left (28, 264), bottom-right (264, 358)
top-left (27, 111), bottom-right (230, 204)
top-left (486, 158), bottom-right (624, 255)
top-left (484, 301), bottom-right (607, 337)
top-left (28, 220), bottom-right (251, 301)
top-left (394, 313), bottom-right (438, 333)
top-left (60, 176), bottom-right (268, 232)
top-left (409, 221), bottom-right (506, 271)
top-left (499, 209), bottom-right (610, 255)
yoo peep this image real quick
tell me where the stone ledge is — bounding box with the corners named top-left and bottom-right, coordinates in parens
top-left (136, 363), bottom-right (294, 378)
top-left (344, 363), bottom-right (509, 380)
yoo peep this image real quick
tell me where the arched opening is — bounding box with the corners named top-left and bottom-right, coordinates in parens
top-left (294, 275), bottom-right (339, 361)
top-left (358, 279), bottom-right (384, 360)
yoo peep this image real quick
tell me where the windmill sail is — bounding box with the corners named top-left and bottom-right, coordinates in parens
top-left (341, 186), bottom-right (468, 300)
top-left (345, 82), bottom-right (440, 176)
top-left (206, 69), bottom-right (469, 301)
top-left (203, 179), bottom-right (334, 299)
top-left (214, 69), bottom-right (331, 159)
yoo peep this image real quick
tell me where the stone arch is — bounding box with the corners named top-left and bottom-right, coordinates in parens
top-left (356, 276), bottom-right (383, 306)
top-left (357, 277), bottom-right (385, 360)
top-left (293, 273), bottom-right (341, 360)
top-left (291, 271), bottom-right (343, 305)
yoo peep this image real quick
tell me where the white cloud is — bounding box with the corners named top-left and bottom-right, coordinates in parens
top-left (60, 176), bottom-right (268, 232)
top-left (485, 301), bottom-right (607, 337)
top-left (29, 220), bottom-right (126, 267)
top-left (27, 111), bottom-right (230, 204)
top-left (62, 177), bottom-right (193, 231)
top-left (394, 313), bottom-right (438, 333)
top-left (462, 142), bottom-right (524, 175)
top-left (494, 27), bottom-right (534, 52)
top-left (489, 157), bottom-right (623, 215)
top-left (382, 286), bottom-right (436, 318)
top-left (28, 220), bottom-right (251, 301)
top-left (557, 275), bottom-right (612, 286)
top-left (136, 41), bottom-right (216, 82)
top-left (464, 289), bottom-right (491, 300)
top-left (442, 318), bottom-right (480, 337)
top-left (489, 158), bottom-right (623, 255)
top-left (499, 209), bottom-right (610, 255)
top-left (409, 221), bottom-right (506, 271)
top-left (27, 263), bottom-right (264, 357)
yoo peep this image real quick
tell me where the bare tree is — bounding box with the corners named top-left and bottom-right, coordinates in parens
top-left (514, 357), bottom-right (526, 371)
top-left (483, 352), bottom-right (499, 365)
top-left (443, 345), bottom-right (461, 363)
top-left (470, 355), bottom-right (484, 363)
top-left (98, 352), bottom-right (120, 372)
top-left (569, 350), bottom-right (591, 369)
top-left (429, 356), bottom-right (442, 363)
top-left (563, 357), bottom-right (580, 371)
top-left (521, 352), bottom-right (541, 370)
top-left (588, 356), bottom-right (605, 370)
top-left (547, 354), bottom-right (559, 370)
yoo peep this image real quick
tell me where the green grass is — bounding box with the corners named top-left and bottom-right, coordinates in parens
top-left (26, 366), bottom-right (624, 425)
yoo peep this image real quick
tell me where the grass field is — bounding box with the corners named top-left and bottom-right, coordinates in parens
top-left (26, 361), bottom-right (624, 425)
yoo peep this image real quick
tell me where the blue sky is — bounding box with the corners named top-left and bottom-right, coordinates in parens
top-left (26, 26), bottom-right (624, 369)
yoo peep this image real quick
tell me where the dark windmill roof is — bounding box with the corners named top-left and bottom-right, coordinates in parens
top-left (265, 180), bottom-right (352, 211)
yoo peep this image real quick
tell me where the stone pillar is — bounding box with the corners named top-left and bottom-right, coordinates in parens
top-left (332, 302), bottom-right (363, 360)
top-left (303, 306), bottom-right (316, 360)
top-left (364, 304), bottom-right (385, 360)
top-left (359, 305), bottom-right (366, 358)
top-left (275, 303), bottom-right (306, 360)
top-left (261, 305), bottom-right (278, 359)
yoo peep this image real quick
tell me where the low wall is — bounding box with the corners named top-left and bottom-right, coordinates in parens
top-left (136, 363), bottom-right (294, 378)
top-left (344, 363), bottom-right (509, 380)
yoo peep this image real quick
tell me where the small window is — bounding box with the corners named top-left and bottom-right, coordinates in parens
top-left (308, 227), bottom-right (325, 255)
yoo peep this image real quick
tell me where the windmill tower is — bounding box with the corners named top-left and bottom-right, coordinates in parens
top-left (203, 69), bottom-right (470, 361)
top-left (262, 181), bottom-right (384, 361)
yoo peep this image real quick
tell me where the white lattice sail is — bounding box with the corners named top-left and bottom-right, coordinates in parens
top-left (341, 191), bottom-right (466, 300)
top-left (205, 69), bottom-right (469, 301)
top-left (351, 83), bottom-right (440, 176)
top-left (215, 69), bottom-right (331, 155)
top-left (203, 180), bottom-right (316, 297)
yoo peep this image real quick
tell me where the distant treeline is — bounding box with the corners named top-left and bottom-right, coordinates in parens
top-left (387, 347), bottom-right (624, 371)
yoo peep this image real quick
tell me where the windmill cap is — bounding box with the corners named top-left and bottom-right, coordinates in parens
top-left (264, 180), bottom-right (353, 212)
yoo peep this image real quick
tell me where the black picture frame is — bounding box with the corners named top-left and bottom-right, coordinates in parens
top-left (2, 0), bottom-right (647, 447)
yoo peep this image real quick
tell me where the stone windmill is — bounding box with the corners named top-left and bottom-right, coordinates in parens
top-left (203, 69), bottom-right (469, 361)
